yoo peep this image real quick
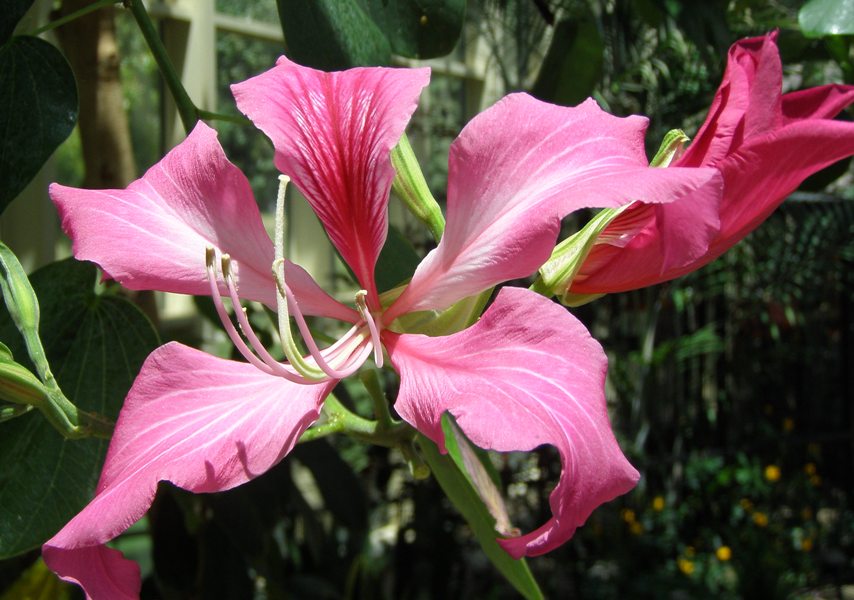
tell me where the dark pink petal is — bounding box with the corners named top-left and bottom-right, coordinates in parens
top-left (232, 57), bottom-right (430, 304)
top-left (42, 342), bottom-right (334, 600)
top-left (50, 122), bottom-right (352, 321)
top-left (679, 32), bottom-right (782, 168)
top-left (709, 119), bottom-right (854, 256)
top-left (570, 187), bottom-right (721, 294)
top-left (387, 94), bottom-right (720, 318)
top-left (571, 34), bottom-right (854, 295)
top-left (781, 84), bottom-right (854, 122)
top-left (386, 287), bottom-right (639, 557)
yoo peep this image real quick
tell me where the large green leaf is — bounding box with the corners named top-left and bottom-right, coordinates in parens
top-left (799, 0), bottom-right (854, 37)
top-left (0, 36), bottom-right (77, 214)
top-left (365, 0), bottom-right (466, 59)
top-left (0, 259), bottom-right (158, 557)
top-left (277, 0), bottom-right (465, 68)
top-left (531, 12), bottom-right (603, 106)
top-left (0, 0), bottom-right (33, 45)
top-left (277, 0), bottom-right (391, 69)
top-left (417, 432), bottom-right (544, 600)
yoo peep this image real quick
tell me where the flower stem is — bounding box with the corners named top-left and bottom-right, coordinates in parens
top-left (26, 0), bottom-right (117, 37)
top-left (127, 0), bottom-right (198, 134)
top-left (299, 394), bottom-right (414, 447)
top-left (359, 368), bottom-right (393, 429)
top-left (197, 109), bottom-right (252, 127)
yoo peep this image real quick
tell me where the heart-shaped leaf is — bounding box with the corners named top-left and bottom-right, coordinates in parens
top-left (0, 36), bottom-right (78, 213)
top-left (0, 259), bottom-right (158, 557)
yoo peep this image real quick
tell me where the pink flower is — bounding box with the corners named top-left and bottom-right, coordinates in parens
top-left (569, 32), bottom-right (854, 296)
top-left (43, 57), bottom-right (719, 599)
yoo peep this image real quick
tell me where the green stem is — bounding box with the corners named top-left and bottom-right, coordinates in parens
top-left (0, 404), bottom-right (33, 423)
top-left (127, 0), bottom-right (198, 134)
top-left (299, 394), bottom-right (414, 447)
top-left (360, 368), bottom-right (393, 429)
top-left (26, 0), bottom-right (117, 37)
top-left (197, 109), bottom-right (252, 127)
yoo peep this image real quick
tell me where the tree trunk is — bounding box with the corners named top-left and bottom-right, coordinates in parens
top-left (55, 0), bottom-right (136, 189)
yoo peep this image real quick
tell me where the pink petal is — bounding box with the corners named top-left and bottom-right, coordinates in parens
top-left (50, 122), bottom-right (352, 321)
top-left (42, 342), bottom-right (334, 600)
top-left (232, 57), bottom-right (430, 304)
top-left (387, 94), bottom-right (720, 319)
top-left (386, 287), bottom-right (639, 557)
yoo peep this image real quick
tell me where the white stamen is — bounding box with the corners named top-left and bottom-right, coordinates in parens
top-left (355, 290), bottom-right (384, 368)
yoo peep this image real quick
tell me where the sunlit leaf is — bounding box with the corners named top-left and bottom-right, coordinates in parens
top-left (799, 0), bottom-right (854, 37)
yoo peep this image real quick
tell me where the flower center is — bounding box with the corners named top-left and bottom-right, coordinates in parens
top-left (202, 176), bottom-right (383, 384)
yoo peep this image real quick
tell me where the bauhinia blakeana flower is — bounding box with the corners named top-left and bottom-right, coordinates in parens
top-left (44, 56), bottom-right (720, 599)
top-left (560, 31), bottom-right (854, 299)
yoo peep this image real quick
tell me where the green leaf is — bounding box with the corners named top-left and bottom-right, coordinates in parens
top-left (277, 0), bottom-right (391, 69)
top-left (0, 36), bottom-right (78, 214)
top-left (0, 259), bottom-right (159, 557)
top-left (0, 0), bottom-right (33, 44)
top-left (416, 433), bottom-right (544, 600)
top-left (0, 557), bottom-right (71, 600)
top-left (531, 12), bottom-right (604, 106)
top-left (364, 0), bottom-right (466, 59)
top-left (799, 0), bottom-right (854, 37)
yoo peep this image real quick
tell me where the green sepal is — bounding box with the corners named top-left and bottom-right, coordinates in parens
top-left (650, 129), bottom-right (689, 168)
top-left (391, 134), bottom-right (445, 242)
top-left (385, 287), bottom-right (491, 336)
top-left (533, 206), bottom-right (627, 304)
top-left (417, 429), bottom-right (544, 600)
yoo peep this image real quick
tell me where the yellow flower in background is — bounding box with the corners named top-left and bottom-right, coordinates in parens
top-left (753, 512), bottom-right (769, 527)
top-left (810, 474), bottom-right (822, 487)
top-left (716, 546), bottom-right (732, 561)
top-left (652, 496), bottom-right (665, 512)
top-left (764, 464), bottom-right (781, 482)
top-left (684, 546), bottom-right (696, 557)
top-left (677, 558), bottom-right (695, 576)
top-left (783, 417), bottom-right (794, 432)
top-left (804, 463), bottom-right (817, 476)
top-left (739, 498), bottom-right (754, 512)
top-left (801, 538), bottom-right (814, 552)
top-left (629, 521), bottom-right (643, 536)
top-left (621, 508), bottom-right (636, 523)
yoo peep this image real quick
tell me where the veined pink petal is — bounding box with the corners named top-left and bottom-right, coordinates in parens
top-left (232, 57), bottom-right (430, 305)
top-left (42, 342), bottom-right (334, 600)
top-left (50, 122), bottom-right (353, 321)
top-left (386, 287), bottom-right (639, 557)
top-left (387, 94), bottom-right (720, 319)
